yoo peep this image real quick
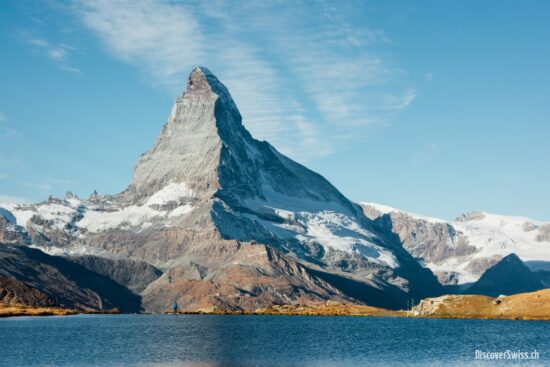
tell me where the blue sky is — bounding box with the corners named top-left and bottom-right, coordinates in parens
top-left (0, 0), bottom-right (549, 221)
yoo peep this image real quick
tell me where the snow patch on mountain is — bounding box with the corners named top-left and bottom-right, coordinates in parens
top-left (78, 204), bottom-right (161, 233)
top-left (453, 212), bottom-right (550, 263)
top-left (226, 186), bottom-right (399, 267)
top-left (146, 182), bottom-right (194, 205)
top-left (362, 202), bottom-right (446, 224)
top-left (79, 183), bottom-right (196, 233)
top-left (1, 182), bottom-right (197, 236)
top-left (0, 203), bottom-right (36, 227)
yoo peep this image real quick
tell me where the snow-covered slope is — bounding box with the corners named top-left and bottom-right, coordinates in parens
top-left (362, 202), bottom-right (550, 285)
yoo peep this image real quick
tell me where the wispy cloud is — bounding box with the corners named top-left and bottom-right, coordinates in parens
top-left (27, 37), bottom-right (82, 74)
top-left (425, 72), bottom-right (435, 82)
top-left (0, 112), bottom-right (21, 138)
top-left (74, 0), bottom-right (201, 85)
top-left (71, 0), bottom-right (416, 161)
top-left (412, 143), bottom-right (448, 165)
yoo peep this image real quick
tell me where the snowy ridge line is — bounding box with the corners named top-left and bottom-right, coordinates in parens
top-left (361, 202), bottom-right (550, 285)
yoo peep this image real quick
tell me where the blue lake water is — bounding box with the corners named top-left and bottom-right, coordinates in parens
top-left (0, 314), bottom-right (548, 366)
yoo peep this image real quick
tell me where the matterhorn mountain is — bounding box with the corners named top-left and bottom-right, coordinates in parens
top-left (362, 203), bottom-right (550, 291)
top-left (0, 67), bottom-right (443, 312)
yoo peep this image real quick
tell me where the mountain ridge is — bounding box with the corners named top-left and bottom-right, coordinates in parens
top-left (362, 202), bottom-right (550, 285)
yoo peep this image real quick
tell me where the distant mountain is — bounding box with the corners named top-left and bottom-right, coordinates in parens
top-left (362, 203), bottom-right (550, 286)
top-left (0, 67), bottom-right (442, 312)
top-left (467, 254), bottom-right (544, 297)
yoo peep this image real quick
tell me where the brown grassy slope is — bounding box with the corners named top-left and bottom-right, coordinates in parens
top-left (0, 302), bottom-right (76, 317)
top-left (413, 288), bottom-right (550, 320)
top-left (253, 303), bottom-right (404, 316)
top-left (186, 290), bottom-right (550, 320)
top-left (174, 301), bottom-right (404, 317)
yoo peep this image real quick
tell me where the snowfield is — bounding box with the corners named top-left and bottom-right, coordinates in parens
top-left (362, 202), bottom-right (550, 284)
top-left (0, 182), bottom-right (197, 235)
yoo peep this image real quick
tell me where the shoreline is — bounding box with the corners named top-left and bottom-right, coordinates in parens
top-left (0, 304), bottom-right (77, 318)
top-left (0, 303), bottom-right (122, 318)
top-left (4, 288), bottom-right (550, 321)
top-left (3, 308), bottom-right (549, 321)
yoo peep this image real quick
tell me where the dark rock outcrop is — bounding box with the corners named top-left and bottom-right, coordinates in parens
top-left (0, 276), bottom-right (56, 307)
top-left (70, 255), bottom-right (162, 293)
top-left (467, 254), bottom-right (544, 297)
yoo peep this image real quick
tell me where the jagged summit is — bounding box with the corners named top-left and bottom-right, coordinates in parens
top-left (185, 66), bottom-right (235, 99)
top-left (125, 66), bottom-right (246, 201)
top-left (186, 66), bottom-right (213, 94)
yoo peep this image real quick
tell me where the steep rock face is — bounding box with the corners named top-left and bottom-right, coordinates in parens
top-left (362, 203), bottom-right (550, 286)
top-left (69, 255), bottom-right (163, 293)
top-left (0, 214), bottom-right (30, 245)
top-left (0, 276), bottom-right (56, 307)
top-left (367, 208), bottom-right (476, 285)
top-left (536, 224), bottom-right (550, 242)
top-left (125, 69), bottom-right (222, 202)
top-left (0, 67), bottom-right (443, 311)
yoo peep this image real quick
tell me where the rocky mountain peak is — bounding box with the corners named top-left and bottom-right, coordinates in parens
top-left (186, 66), bottom-right (214, 95)
top-left (455, 211), bottom-right (486, 222)
top-left (125, 67), bottom-right (245, 202)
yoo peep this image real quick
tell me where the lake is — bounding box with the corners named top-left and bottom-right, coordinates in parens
top-left (0, 314), bottom-right (548, 366)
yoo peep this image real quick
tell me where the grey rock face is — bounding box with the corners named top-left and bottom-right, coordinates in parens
top-left (363, 205), bottom-right (478, 286)
top-left (455, 211), bottom-right (486, 222)
top-left (464, 255), bottom-right (503, 277)
top-left (124, 69), bottom-right (222, 202)
top-left (69, 255), bottom-right (162, 293)
top-left (372, 211), bottom-right (476, 264)
top-left (0, 215), bottom-right (31, 245)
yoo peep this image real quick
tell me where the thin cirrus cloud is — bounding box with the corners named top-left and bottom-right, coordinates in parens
top-left (71, 0), bottom-right (416, 161)
top-left (0, 112), bottom-right (20, 139)
top-left (27, 37), bottom-right (82, 74)
top-left (412, 143), bottom-right (448, 165)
